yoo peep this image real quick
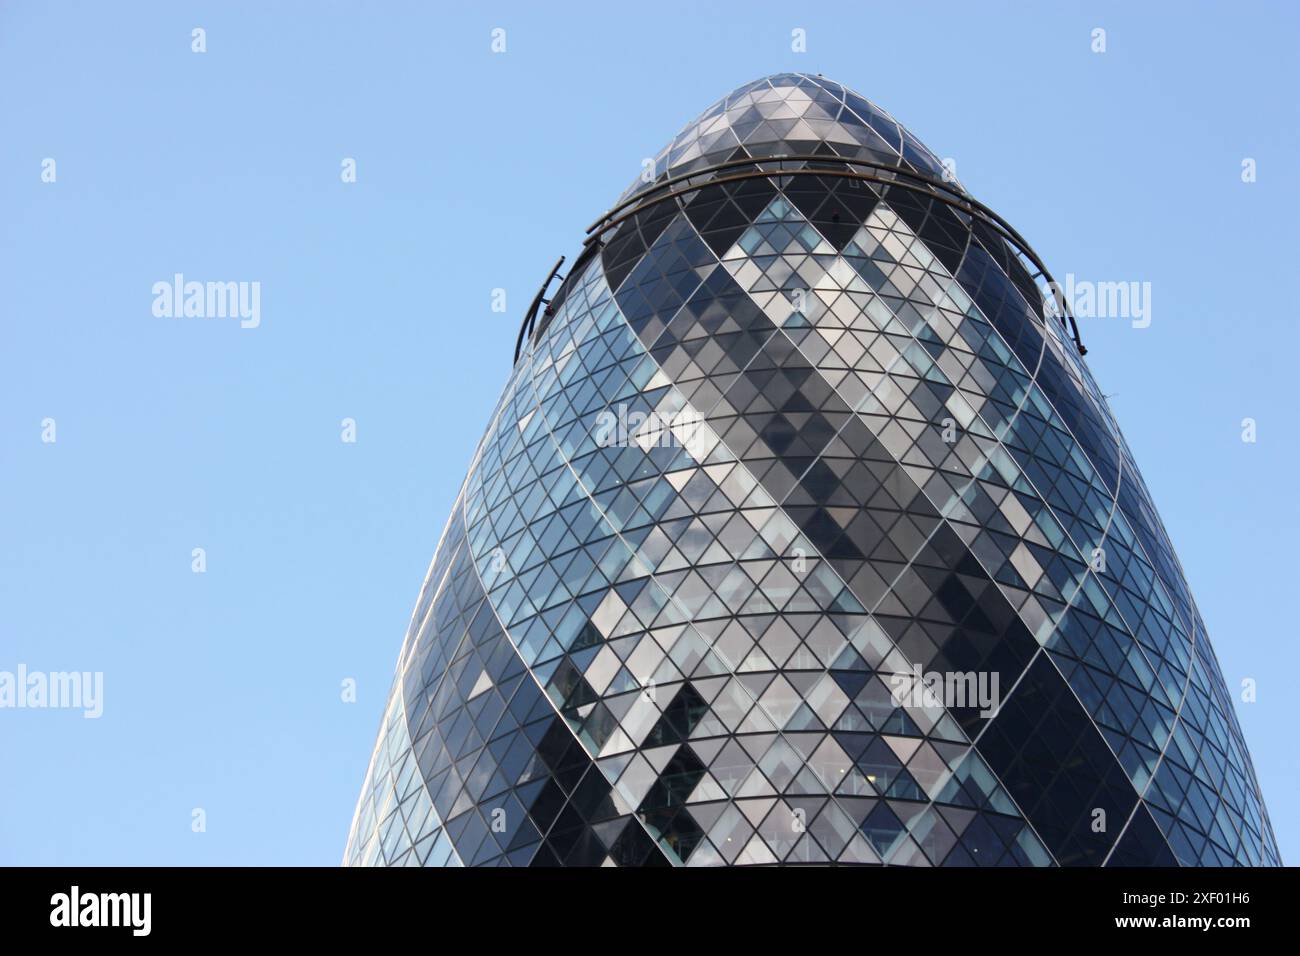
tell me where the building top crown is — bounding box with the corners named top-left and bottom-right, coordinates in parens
top-left (619, 73), bottom-right (958, 204)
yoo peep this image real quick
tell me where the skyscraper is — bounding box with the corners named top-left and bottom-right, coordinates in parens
top-left (345, 73), bottom-right (1279, 867)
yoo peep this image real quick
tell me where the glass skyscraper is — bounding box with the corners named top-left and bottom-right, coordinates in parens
top-left (345, 74), bottom-right (1279, 867)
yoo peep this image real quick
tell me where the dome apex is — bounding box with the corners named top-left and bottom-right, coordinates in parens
top-left (621, 72), bottom-right (952, 203)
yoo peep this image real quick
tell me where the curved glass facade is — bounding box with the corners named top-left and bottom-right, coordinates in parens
top-left (345, 74), bottom-right (1279, 867)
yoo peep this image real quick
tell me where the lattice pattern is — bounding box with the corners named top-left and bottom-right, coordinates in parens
top-left (344, 74), bottom-right (1279, 868)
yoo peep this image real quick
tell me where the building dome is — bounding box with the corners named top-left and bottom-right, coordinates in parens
top-left (345, 75), bottom-right (1280, 868)
top-left (619, 73), bottom-right (957, 206)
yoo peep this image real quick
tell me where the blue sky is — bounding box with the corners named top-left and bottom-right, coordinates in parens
top-left (1, 1), bottom-right (1296, 865)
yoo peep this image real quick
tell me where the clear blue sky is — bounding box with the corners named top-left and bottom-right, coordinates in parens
top-left (1, 1), bottom-right (1296, 865)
